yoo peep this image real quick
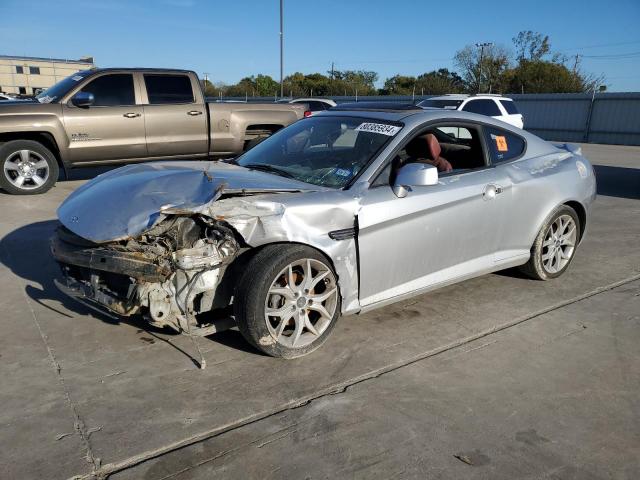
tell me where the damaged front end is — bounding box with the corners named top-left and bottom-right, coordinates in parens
top-left (51, 215), bottom-right (243, 335)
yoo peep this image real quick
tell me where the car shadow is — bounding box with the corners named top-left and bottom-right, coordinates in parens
top-left (62, 165), bottom-right (120, 181)
top-left (593, 164), bottom-right (640, 200)
top-left (0, 220), bottom-right (265, 358)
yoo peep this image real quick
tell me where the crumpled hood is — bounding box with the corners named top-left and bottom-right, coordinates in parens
top-left (57, 161), bottom-right (322, 243)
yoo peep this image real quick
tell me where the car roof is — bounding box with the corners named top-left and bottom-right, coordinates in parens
top-left (292, 98), bottom-right (335, 102)
top-left (426, 94), bottom-right (469, 100)
top-left (426, 94), bottom-right (512, 101)
top-left (332, 102), bottom-right (423, 112)
top-left (317, 107), bottom-right (523, 128)
top-left (91, 67), bottom-right (196, 74)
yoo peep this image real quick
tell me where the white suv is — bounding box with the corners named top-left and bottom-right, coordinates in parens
top-left (418, 94), bottom-right (524, 129)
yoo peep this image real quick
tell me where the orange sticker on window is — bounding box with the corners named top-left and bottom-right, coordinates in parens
top-left (495, 136), bottom-right (508, 152)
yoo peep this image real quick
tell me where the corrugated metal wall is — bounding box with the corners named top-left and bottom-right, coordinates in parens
top-left (216, 93), bottom-right (640, 146)
top-left (509, 92), bottom-right (640, 146)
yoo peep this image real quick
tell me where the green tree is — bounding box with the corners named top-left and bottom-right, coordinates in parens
top-left (503, 31), bottom-right (605, 93)
top-left (225, 75), bottom-right (280, 97)
top-left (381, 75), bottom-right (417, 95)
top-left (513, 31), bottom-right (551, 62)
top-left (200, 79), bottom-right (218, 97)
top-left (282, 72), bottom-right (333, 96)
top-left (415, 69), bottom-right (465, 94)
top-left (331, 70), bottom-right (378, 95)
top-left (502, 60), bottom-right (588, 93)
top-left (255, 74), bottom-right (280, 96)
top-left (453, 44), bottom-right (511, 93)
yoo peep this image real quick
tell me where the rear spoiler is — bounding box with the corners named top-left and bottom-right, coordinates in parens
top-left (552, 142), bottom-right (582, 156)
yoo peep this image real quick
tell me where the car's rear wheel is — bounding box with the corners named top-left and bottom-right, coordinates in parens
top-left (234, 244), bottom-right (341, 358)
top-left (0, 140), bottom-right (59, 195)
top-left (519, 205), bottom-right (581, 280)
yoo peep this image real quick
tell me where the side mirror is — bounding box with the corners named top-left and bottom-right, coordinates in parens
top-left (392, 163), bottom-right (438, 198)
top-left (71, 92), bottom-right (94, 108)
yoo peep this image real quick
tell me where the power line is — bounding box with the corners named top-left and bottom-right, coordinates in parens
top-left (582, 51), bottom-right (640, 59)
top-left (556, 39), bottom-right (640, 53)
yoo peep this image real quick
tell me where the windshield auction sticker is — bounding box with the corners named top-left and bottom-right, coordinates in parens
top-left (355, 123), bottom-right (401, 136)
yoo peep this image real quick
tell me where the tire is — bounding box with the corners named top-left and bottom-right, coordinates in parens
top-left (519, 205), bottom-right (581, 281)
top-left (234, 244), bottom-right (341, 358)
top-left (0, 140), bottom-right (59, 195)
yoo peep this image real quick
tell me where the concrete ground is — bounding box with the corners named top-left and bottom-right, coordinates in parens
top-left (0, 144), bottom-right (638, 479)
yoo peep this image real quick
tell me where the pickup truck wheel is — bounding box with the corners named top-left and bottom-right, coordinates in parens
top-left (0, 140), bottom-right (59, 195)
top-left (234, 244), bottom-right (341, 358)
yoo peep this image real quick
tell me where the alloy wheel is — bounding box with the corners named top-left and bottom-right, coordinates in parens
top-left (264, 258), bottom-right (338, 349)
top-left (3, 150), bottom-right (50, 190)
top-left (541, 214), bottom-right (577, 274)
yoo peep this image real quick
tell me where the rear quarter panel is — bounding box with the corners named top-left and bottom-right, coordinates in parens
top-left (208, 103), bottom-right (305, 155)
top-left (496, 146), bottom-right (596, 260)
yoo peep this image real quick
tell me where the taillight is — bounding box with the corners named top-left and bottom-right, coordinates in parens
top-left (304, 110), bottom-right (312, 117)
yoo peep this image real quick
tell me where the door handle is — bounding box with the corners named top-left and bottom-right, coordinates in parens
top-left (483, 184), bottom-right (503, 200)
top-left (187, 110), bottom-right (203, 116)
top-left (123, 112), bottom-right (141, 118)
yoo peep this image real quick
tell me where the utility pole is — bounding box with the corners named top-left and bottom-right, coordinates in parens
top-left (279, 0), bottom-right (284, 98)
top-left (475, 42), bottom-right (492, 93)
top-left (203, 72), bottom-right (210, 95)
top-left (572, 54), bottom-right (580, 73)
top-left (330, 61), bottom-right (334, 95)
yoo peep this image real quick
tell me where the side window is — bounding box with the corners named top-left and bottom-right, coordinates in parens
top-left (371, 162), bottom-right (392, 187)
top-left (371, 123), bottom-right (487, 187)
top-left (144, 74), bottom-right (194, 104)
top-left (307, 101), bottom-right (326, 111)
top-left (462, 99), bottom-right (501, 116)
top-left (483, 127), bottom-right (526, 164)
top-left (80, 74), bottom-right (135, 106)
top-left (500, 100), bottom-right (519, 114)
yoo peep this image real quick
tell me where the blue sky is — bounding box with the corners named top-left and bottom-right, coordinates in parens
top-left (2, 0), bottom-right (640, 91)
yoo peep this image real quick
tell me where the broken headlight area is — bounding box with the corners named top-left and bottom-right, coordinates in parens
top-left (51, 216), bottom-right (243, 335)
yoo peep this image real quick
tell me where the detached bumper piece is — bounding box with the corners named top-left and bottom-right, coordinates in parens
top-left (53, 277), bottom-right (128, 319)
top-left (50, 232), bottom-right (167, 318)
top-left (50, 235), bottom-right (171, 283)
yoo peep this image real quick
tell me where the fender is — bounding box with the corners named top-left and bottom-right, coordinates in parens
top-left (0, 103), bottom-right (71, 163)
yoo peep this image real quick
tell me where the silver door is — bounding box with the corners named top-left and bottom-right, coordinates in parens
top-left (357, 168), bottom-right (509, 306)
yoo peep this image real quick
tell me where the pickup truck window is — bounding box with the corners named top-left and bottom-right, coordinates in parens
top-left (143, 74), bottom-right (194, 104)
top-left (80, 74), bottom-right (135, 106)
top-left (36, 70), bottom-right (93, 103)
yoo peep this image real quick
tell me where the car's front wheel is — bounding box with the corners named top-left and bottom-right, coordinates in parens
top-left (519, 205), bottom-right (581, 280)
top-left (234, 244), bottom-right (341, 358)
top-left (0, 140), bottom-right (59, 195)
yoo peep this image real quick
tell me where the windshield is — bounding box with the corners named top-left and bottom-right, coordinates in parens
top-left (418, 99), bottom-right (464, 110)
top-left (236, 116), bottom-right (401, 188)
top-left (35, 70), bottom-right (93, 103)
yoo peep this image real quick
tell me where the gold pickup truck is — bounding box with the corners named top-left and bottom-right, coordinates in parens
top-left (0, 68), bottom-right (307, 194)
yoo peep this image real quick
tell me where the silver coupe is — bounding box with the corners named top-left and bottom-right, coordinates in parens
top-left (52, 105), bottom-right (597, 358)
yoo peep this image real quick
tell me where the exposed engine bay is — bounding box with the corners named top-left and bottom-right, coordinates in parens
top-left (52, 215), bottom-right (244, 336)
